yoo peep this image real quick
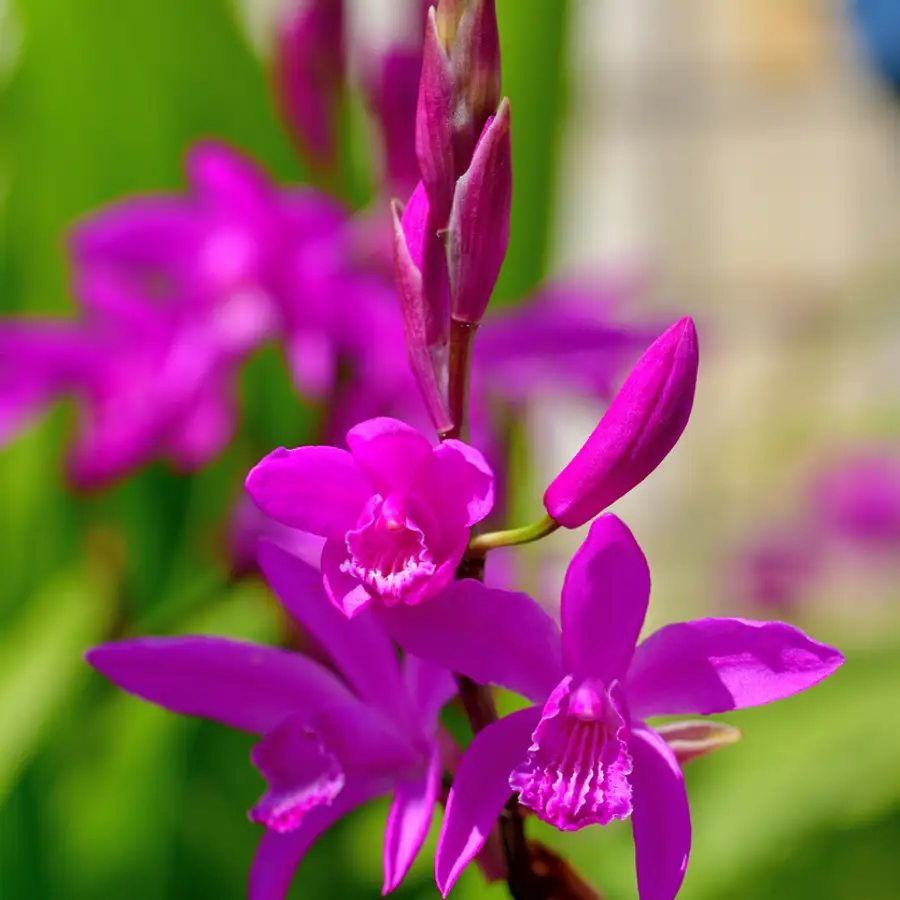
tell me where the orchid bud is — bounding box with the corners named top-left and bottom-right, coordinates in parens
top-left (274, 0), bottom-right (345, 168)
top-left (653, 720), bottom-right (742, 765)
top-left (391, 189), bottom-right (452, 433)
top-left (447, 98), bottom-right (512, 324)
top-left (451, 0), bottom-right (502, 129)
top-left (544, 317), bottom-right (699, 528)
top-left (415, 8), bottom-right (457, 222)
top-left (416, 0), bottom-right (502, 223)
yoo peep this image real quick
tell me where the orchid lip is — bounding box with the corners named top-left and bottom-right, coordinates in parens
top-left (510, 675), bottom-right (634, 831)
top-left (341, 493), bottom-right (439, 603)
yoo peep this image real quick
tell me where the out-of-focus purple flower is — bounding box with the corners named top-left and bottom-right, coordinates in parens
top-left (246, 417), bottom-right (494, 617)
top-left (544, 317), bottom-right (699, 529)
top-left (229, 496), bottom-right (326, 578)
top-left (0, 322), bottom-right (97, 444)
top-left (274, 0), bottom-right (345, 168)
top-left (366, 46), bottom-right (424, 196)
top-left (814, 450), bottom-right (900, 550)
top-left (73, 142), bottom-right (348, 396)
top-left (379, 514), bottom-right (843, 898)
top-left (732, 528), bottom-right (822, 611)
top-left (88, 542), bottom-right (455, 898)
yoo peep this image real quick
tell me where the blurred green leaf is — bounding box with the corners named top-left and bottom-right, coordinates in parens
top-left (0, 562), bottom-right (113, 800)
top-left (493, 0), bottom-right (570, 303)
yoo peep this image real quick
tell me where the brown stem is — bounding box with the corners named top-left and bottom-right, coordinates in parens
top-left (440, 317), bottom-right (478, 442)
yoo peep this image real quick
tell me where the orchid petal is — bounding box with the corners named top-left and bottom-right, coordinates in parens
top-left (321, 536), bottom-right (374, 619)
top-left (436, 707), bottom-right (541, 897)
top-left (346, 417), bottom-right (433, 494)
top-left (383, 744), bottom-right (442, 893)
top-left (168, 385), bottom-right (236, 471)
top-left (249, 778), bottom-right (386, 900)
top-left (630, 727), bottom-right (692, 900)
top-left (71, 198), bottom-right (197, 269)
top-left (403, 654), bottom-right (457, 734)
top-left (561, 515), bottom-right (650, 683)
top-left (249, 705), bottom-right (419, 831)
top-left (378, 580), bottom-right (563, 704)
top-left (246, 446), bottom-right (371, 537)
top-left (86, 637), bottom-right (354, 734)
top-left (413, 439), bottom-right (495, 530)
top-left (626, 618), bottom-right (845, 719)
top-left (257, 541), bottom-right (409, 722)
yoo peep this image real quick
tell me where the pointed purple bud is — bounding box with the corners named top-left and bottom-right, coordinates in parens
top-left (391, 192), bottom-right (452, 433)
top-left (451, 0), bottom-right (502, 130)
top-left (416, 0), bottom-right (502, 224)
top-left (544, 317), bottom-right (699, 528)
top-left (415, 8), bottom-right (457, 223)
top-left (447, 99), bottom-right (511, 324)
top-left (274, 0), bottom-right (345, 168)
top-left (653, 720), bottom-right (741, 765)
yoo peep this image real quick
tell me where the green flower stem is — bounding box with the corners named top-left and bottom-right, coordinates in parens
top-left (467, 514), bottom-right (560, 556)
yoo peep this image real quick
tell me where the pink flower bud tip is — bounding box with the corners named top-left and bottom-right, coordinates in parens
top-left (544, 316), bottom-right (699, 529)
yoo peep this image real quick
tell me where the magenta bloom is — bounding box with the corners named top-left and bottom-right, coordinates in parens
top-left (380, 514), bottom-right (843, 898)
top-left (246, 417), bottom-right (494, 617)
top-left (814, 450), bottom-right (900, 550)
top-left (545, 316), bottom-right (699, 529)
top-left (88, 542), bottom-right (454, 898)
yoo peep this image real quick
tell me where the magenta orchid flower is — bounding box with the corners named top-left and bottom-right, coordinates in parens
top-left (246, 417), bottom-right (495, 617)
top-left (379, 514), bottom-right (843, 898)
top-left (72, 140), bottom-right (349, 398)
top-left (87, 542), bottom-right (455, 898)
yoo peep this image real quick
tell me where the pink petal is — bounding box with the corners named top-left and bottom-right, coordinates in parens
top-left (249, 778), bottom-right (385, 900)
top-left (626, 618), bottom-right (845, 719)
top-left (249, 706), bottom-right (420, 831)
top-left (246, 446), bottom-right (371, 537)
top-left (321, 536), bottom-right (374, 618)
top-left (436, 707), bottom-right (541, 896)
top-left (167, 385), bottom-right (236, 471)
top-left (413, 439), bottom-right (495, 531)
top-left (345, 417), bottom-right (433, 494)
top-left (403, 654), bottom-right (457, 735)
top-left (378, 580), bottom-right (564, 704)
top-left (86, 637), bottom-right (355, 734)
top-left (561, 515), bottom-right (650, 683)
top-left (630, 727), bottom-right (691, 900)
top-left (71, 197), bottom-right (197, 268)
top-left (257, 541), bottom-right (409, 724)
top-left (383, 745), bottom-right (442, 893)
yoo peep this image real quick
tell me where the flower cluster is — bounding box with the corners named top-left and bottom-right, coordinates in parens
top-left (78, 2), bottom-right (844, 899)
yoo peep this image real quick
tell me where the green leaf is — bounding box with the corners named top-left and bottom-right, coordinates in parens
top-left (0, 563), bottom-right (114, 801)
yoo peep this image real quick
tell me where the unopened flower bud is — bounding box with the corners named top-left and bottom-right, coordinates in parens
top-left (416, 9), bottom-right (457, 222)
top-left (416, 0), bottom-right (502, 223)
top-left (653, 720), bottom-right (741, 765)
top-left (544, 317), bottom-right (699, 528)
top-left (391, 187), bottom-right (452, 433)
top-left (451, 0), bottom-right (502, 128)
top-left (274, 0), bottom-right (345, 168)
top-left (446, 98), bottom-right (512, 324)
